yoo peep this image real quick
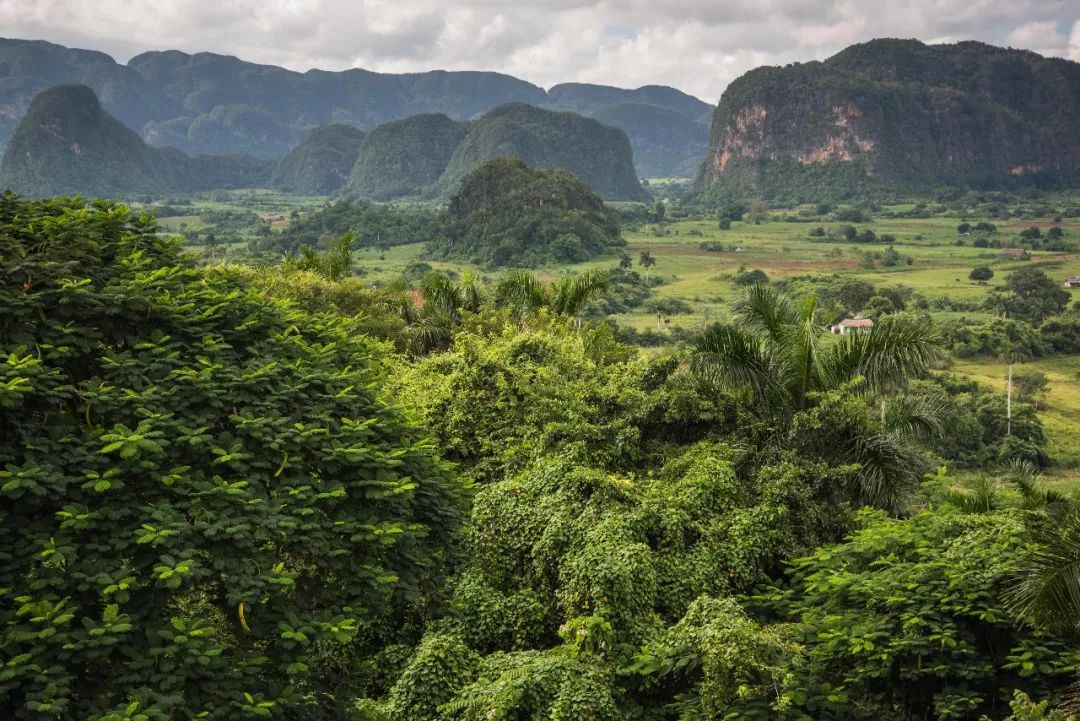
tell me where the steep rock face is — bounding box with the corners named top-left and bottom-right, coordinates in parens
top-left (698, 39), bottom-right (1080, 200)
top-left (270, 123), bottom-right (366, 195)
top-left (439, 103), bottom-right (649, 201)
top-left (0, 85), bottom-right (271, 197)
top-left (344, 114), bottom-right (466, 200)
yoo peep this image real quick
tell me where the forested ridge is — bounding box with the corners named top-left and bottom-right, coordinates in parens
top-left (1, 191), bottom-right (1078, 720)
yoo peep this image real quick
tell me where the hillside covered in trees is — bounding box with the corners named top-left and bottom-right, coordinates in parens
top-left (435, 157), bottom-right (626, 265)
top-left (0, 36), bottom-right (711, 177)
top-left (346, 104), bottom-right (648, 202)
top-left (268, 123), bottom-right (366, 196)
top-left (0, 85), bottom-right (272, 197)
top-left (698, 39), bottom-right (1080, 201)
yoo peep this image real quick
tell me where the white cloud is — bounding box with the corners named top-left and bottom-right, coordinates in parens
top-left (1, 0), bottom-right (1078, 103)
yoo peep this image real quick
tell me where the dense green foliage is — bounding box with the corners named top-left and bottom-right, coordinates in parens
top-left (698, 39), bottom-right (1080, 202)
top-left (751, 502), bottom-right (1080, 720)
top-left (0, 85), bottom-right (273, 198)
top-left (0, 194), bottom-right (465, 719)
top-left (434, 158), bottom-right (625, 266)
top-left (1, 192), bottom-right (1077, 721)
top-left (268, 124), bottom-right (366, 195)
top-left (281, 199), bottom-right (444, 253)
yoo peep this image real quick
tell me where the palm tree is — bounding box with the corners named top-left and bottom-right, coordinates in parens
top-left (495, 269), bottom-right (609, 325)
top-left (1006, 511), bottom-right (1080, 632)
top-left (619, 254), bottom-right (633, 270)
top-left (691, 284), bottom-right (944, 512)
top-left (403, 272), bottom-right (484, 355)
top-left (692, 284), bottom-right (941, 416)
top-left (639, 251), bottom-right (656, 284)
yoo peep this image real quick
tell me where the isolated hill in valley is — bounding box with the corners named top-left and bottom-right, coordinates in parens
top-left (269, 123), bottom-right (366, 195)
top-left (439, 157), bottom-right (625, 266)
top-left (697, 39), bottom-right (1080, 200)
top-left (0, 84), bottom-right (271, 197)
top-left (344, 114), bottom-right (467, 200)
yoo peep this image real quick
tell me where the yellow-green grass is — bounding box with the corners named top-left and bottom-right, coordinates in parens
top-left (952, 356), bottom-right (1080, 490)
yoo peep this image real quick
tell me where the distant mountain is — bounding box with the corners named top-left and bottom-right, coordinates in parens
top-left (547, 82), bottom-right (712, 121)
top-left (590, 103), bottom-right (708, 178)
top-left (345, 103), bottom-right (648, 202)
top-left (697, 39), bottom-right (1080, 201)
top-left (345, 114), bottom-right (466, 200)
top-left (0, 85), bottom-right (271, 197)
top-left (441, 103), bottom-right (648, 200)
top-left (0, 37), bottom-right (711, 177)
top-left (269, 123), bottom-right (366, 195)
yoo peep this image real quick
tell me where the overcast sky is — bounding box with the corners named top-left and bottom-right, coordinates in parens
top-left (2, 0), bottom-right (1079, 102)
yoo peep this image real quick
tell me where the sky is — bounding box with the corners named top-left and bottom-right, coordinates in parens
top-left (2, 0), bottom-right (1079, 103)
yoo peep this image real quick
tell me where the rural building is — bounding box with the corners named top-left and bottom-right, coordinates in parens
top-left (1000, 248), bottom-right (1030, 260)
top-left (831, 317), bottom-right (874, 335)
top-left (1064, 277), bottom-right (1080, 289)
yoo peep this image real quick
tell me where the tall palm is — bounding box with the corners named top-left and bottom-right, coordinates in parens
top-left (495, 269), bottom-right (609, 321)
top-left (692, 284), bottom-right (941, 416)
top-left (639, 251), bottom-right (656, 284)
top-left (692, 284), bottom-right (944, 512)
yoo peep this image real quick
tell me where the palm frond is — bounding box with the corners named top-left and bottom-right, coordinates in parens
top-left (691, 323), bottom-right (790, 411)
top-left (731, 284), bottom-right (798, 340)
top-left (495, 269), bottom-right (546, 316)
top-left (777, 295), bottom-right (823, 409)
top-left (1006, 511), bottom-right (1080, 632)
top-left (946, 475), bottom-right (1005, 514)
top-left (845, 428), bottom-right (927, 514)
top-left (821, 312), bottom-right (942, 395)
top-left (549, 269), bottom-right (609, 316)
top-left (883, 393), bottom-right (950, 441)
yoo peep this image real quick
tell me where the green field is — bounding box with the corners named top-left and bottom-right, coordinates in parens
top-left (177, 194), bottom-right (1080, 485)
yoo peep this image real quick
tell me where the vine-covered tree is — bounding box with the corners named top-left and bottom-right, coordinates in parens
top-left (0, 194), bottom-right (465, 720)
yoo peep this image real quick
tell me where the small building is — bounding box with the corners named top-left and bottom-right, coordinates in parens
top-left (1064, 277), bottom-right (1080, 289)
top-left (831, 317), bottom-right (874, 335)
top-left (259, 213), bottom-right (287, 223)
top-left (1000, 248), bottom-right (1030, 260)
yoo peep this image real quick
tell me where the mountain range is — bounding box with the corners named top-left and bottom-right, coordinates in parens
top-left (0, 37), bottom-right (711, 178)
top-left (0, 86), bottom-right (648, 201)
top-left (697, 39), bottom-right (1080, 200)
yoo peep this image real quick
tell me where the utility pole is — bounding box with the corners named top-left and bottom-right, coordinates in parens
top-left (1006, 362), bottom-right (1013, 436)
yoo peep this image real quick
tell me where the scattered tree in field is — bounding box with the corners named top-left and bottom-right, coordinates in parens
top-left (639, 250), bottom-right (656, 283)
top-left (970, 266), bottom-right (994, 284)
top-left (958, 222), bottom-right (972, 234)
